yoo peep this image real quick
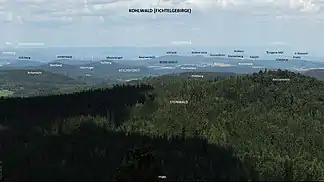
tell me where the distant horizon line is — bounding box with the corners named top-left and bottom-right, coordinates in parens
top-left (0, 55), bottom-right (322, 63)
top-left (0, 45), bottom-right (299, 49)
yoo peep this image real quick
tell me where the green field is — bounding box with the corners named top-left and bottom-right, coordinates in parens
top-left (0, 90), bottom-right (14, 97)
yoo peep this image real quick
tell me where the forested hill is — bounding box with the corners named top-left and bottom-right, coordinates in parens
top-left (302, 69), bottom-right (324, 81)
top-left (2, 69), bottom-right (324, 181)
top-left (0, 69), bottom-right (88, 97)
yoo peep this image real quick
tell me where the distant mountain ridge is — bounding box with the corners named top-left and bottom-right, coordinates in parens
top-left (1, 55), bottom-right (323, 69)
top-left (45, 59), bottom-right (94, 65)
top-left (1, 45), bottom-right (322, 61)
top-left (2, 55), bottom-right (324, 82)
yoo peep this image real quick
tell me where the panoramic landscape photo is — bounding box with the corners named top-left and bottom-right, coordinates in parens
top-left (1, 0), bottom-right (324, 181)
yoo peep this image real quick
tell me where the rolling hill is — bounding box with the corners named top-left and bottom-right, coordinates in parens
top-left (0, 69), bottom-right (88, 97)
top-left (3, 55), bottom-right (324, 88)
top-left (300, 69), bottom-right (324, 81)
top-left (2, 69), bottom-right (324, 181)
top-left (35, 61), bottom-right (152, 82)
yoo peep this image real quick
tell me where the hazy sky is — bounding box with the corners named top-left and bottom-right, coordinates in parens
top-left (0, 0), bottom-right (323, 51)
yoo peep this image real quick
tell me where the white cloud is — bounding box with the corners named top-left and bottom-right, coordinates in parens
top-left (0, 0), bottom-right (323, 49)
top-left (1, 0), bottom-right (323, 24)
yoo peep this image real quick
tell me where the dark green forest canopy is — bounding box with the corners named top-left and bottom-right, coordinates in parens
top-left (2, 69), bottom-right (324, 181)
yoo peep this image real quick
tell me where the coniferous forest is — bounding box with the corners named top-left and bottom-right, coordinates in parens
top-left (2, 69), bottom-right (324, 181)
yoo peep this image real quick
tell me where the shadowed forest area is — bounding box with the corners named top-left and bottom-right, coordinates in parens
top-left (0, 84), bottom-right (154, 130)
top-left (2, 126), bottom-right (258, 181)
top-left (1, 83), bottom-right (257, 181)
top-left (2, 70), bottom-right (324, 181)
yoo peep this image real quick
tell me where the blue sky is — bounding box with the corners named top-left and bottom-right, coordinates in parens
top-left (0, 0), bottom-right (323, 53)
